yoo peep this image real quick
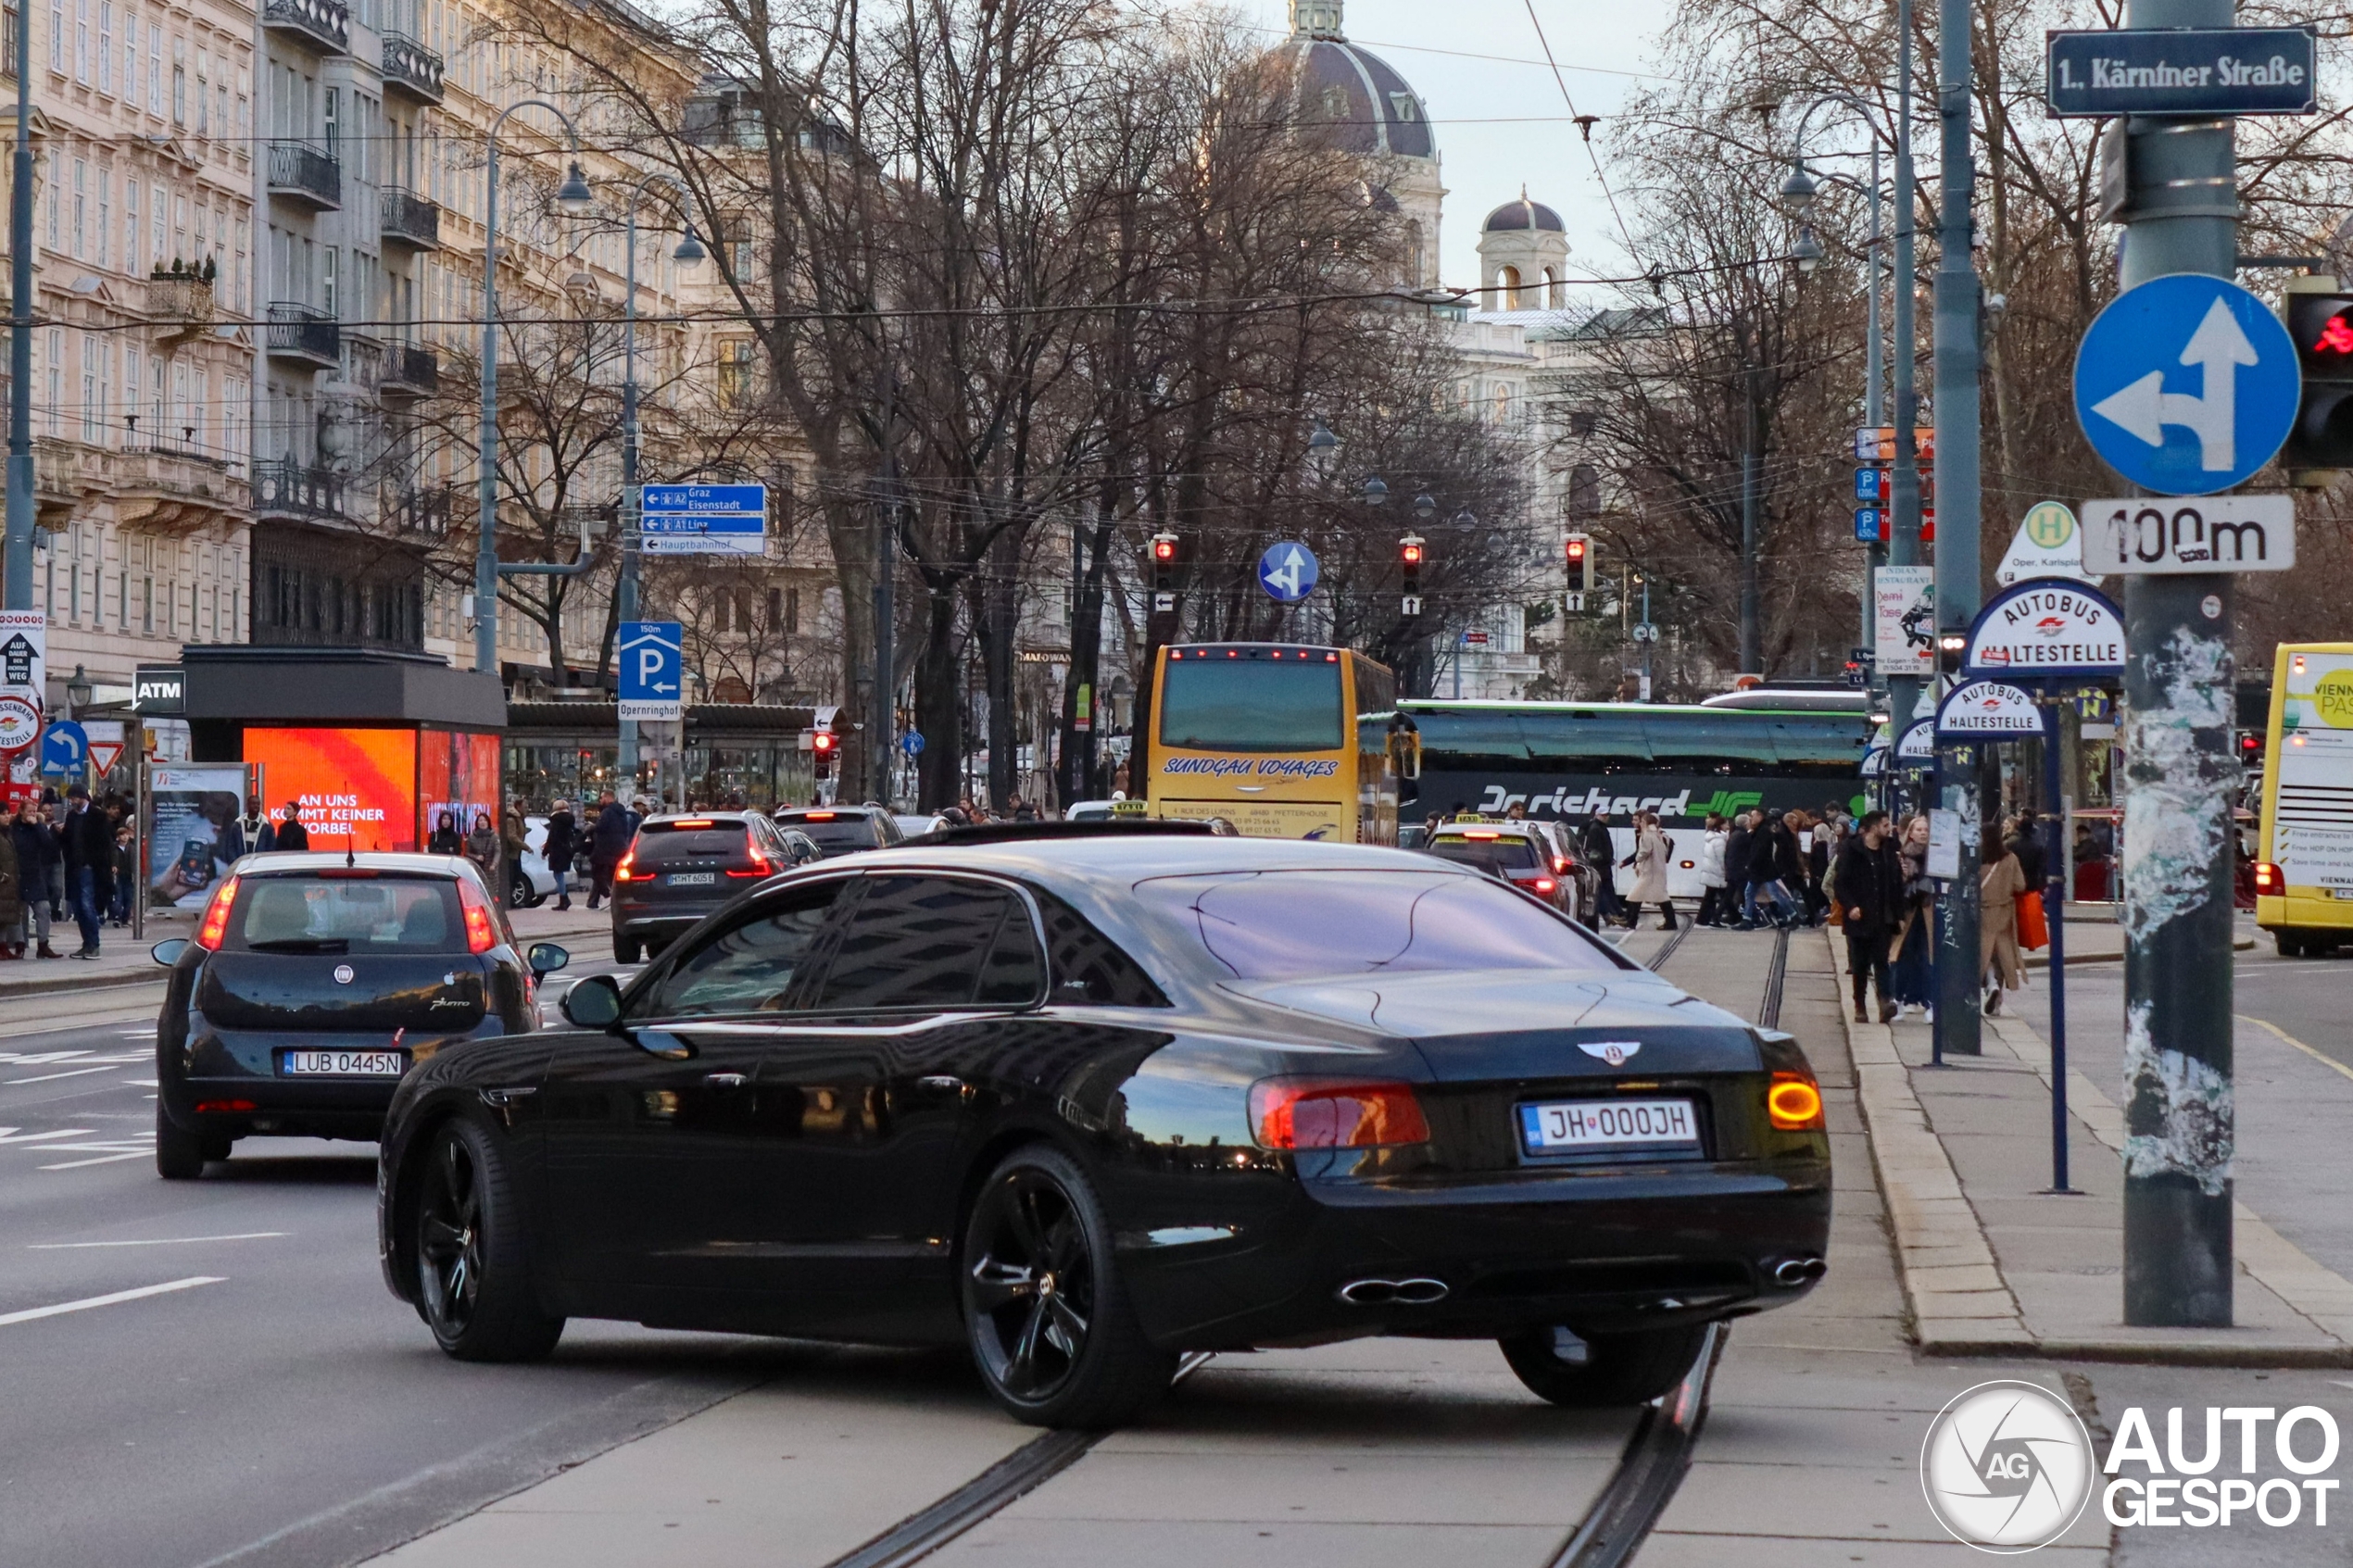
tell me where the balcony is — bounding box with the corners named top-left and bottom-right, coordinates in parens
top-left (117, 441), bottom-right (249, 534)
top-left (380, 188), bottom-right (440, 252)
top-left (265, 302), bottom-right (340, 368)
top-left (267, 141), bottom-right (342, 210)
top-left (261, 0), bottom-right (348, 54)
top-left (380, 32), bottom-right (444, 103)
top-left (143, 274), bottom-right (216, 348)
top-left (31, 439), bottom-right (99, 529)
top-left (253, 458), bottom-right (346, 523)
top-left (384, 485), bottom-right (453, 540)
top-left (380, 343), bottom-right (438, 399)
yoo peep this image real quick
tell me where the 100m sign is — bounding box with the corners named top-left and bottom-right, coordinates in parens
top-left (2083, 495), bottom-right (2297, 574)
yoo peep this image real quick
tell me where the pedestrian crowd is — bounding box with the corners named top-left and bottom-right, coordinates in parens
top-left (0, 785), bottom-right (140, 960)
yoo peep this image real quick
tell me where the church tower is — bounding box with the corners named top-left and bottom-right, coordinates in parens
top-left (1477, 191), bottom-right (1570, 311)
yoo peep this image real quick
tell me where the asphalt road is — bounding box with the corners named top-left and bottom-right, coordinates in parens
top-left (0, 971), bottom-right (815, 1568)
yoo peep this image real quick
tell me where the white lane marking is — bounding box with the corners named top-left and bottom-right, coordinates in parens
top-left (0, 1051), bottom-right (95, 1064)
top-left (122, 1079), bottom-right (158, 1087)
top-left (28, 1232), bottom-right (286, 1250)
top-left (6, 1066), bottom-right (120, 1085)
top-left (0, 1128), bottom-right (97, 1145)
top-left (0, 1275), bottom-right (224, 1327)
top-left (40, 1151), bottom-right (152, 1170)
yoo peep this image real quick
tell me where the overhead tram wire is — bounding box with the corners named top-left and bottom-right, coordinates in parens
top-left (1520, 0), bottom-right (1641, 265)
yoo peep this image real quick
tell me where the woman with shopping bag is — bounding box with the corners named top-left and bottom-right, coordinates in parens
top-left (1979, 838), bottom-right (2027, 1015)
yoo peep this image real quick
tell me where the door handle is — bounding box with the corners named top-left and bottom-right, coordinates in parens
top-left (917, 1074), bottom-right (968, 1094)
top-left (703, 1072), bottom-right (749, 1089)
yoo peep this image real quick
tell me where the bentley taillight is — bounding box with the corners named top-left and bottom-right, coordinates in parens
top-left (1250, 1080), bottom-right (1430, 1150)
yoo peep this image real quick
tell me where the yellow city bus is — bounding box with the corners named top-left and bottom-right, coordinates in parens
top-left (1143, 643), bottom-right (1402, 843)
top-left (2257, 641), bottom-right (2353, 956)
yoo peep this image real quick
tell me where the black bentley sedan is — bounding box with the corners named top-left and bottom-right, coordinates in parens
top-left (152, 852), bottom-right (568, 1179)
top-left (375, 832), bottom-right (1830, 1428)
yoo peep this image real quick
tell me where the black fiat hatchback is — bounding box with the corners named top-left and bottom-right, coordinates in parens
top-left (150, 852), bottom-right (567, 1178)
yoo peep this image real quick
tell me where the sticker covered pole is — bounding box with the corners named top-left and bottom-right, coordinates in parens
top-left (2118, 0), bottom-right (2239, 1327)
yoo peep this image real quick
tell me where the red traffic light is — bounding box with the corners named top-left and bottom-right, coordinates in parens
top-left (1565, 538), bottom-right (1587, 562)
top-left (1151, 536), bottom-right (1177, 563)
top-left (1401, 542), bottom-right (1423, 566)
top-left (812, 731), bottom-right (837, 754)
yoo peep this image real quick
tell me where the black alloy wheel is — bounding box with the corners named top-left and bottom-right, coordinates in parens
top-left (962, 1145), bottom-right (1176, 1428)
top-left (413, 1118), bottom-right (564, 1361)
top-left (1498, 1322), bottom-right (1711, 1408)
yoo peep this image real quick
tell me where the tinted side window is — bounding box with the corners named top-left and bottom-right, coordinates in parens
top-left (975, 903), bottom-right (1044, 1005)
top-left (645, 883), bottom-right (847, 1017)
top-left (815, 876), bottom-right (1015, 1010)
top-left (1036, 891), bottom-right (1169, 1007)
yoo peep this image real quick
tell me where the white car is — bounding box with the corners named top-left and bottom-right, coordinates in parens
top-left (505, 816), bottom-right (560, 909)
top-left (894, 812), bottom-right (949, 838)
top-left (1064, 799), bottom-right (1122, 822)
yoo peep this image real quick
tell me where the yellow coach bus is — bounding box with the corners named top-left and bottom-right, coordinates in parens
top-left (1143, 643), bottom-right (1402, 843)
top-left (2257, 642), bottom-right (2353, 956)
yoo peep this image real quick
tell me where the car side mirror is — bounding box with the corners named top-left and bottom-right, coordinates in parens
top-left (560, 972), bottom-right (623, 1029)
top-left (151, 938), bottom-right (189, 967)
top-left (527, 942), bottom-right (571, 978)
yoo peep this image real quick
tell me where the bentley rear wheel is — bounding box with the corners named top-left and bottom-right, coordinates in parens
top-left (962, 1145), bottom-right (1175, 1428)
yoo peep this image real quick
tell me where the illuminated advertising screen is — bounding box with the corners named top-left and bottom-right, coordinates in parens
top-left (243, 728), bottom-right (421, 853)
top-left (419, 728), bottom-right (502, 849)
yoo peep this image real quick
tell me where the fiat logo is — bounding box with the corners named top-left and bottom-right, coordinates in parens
top-left (333, 964), bottom-right (355, 985)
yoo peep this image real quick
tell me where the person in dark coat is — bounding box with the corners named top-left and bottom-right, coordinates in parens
top-left (427, 809), bottom-right (462, 855)
top-left (60, 785), bottom-right (115, 957)
top-left (1723, 811), bottom-right (1755, 927)
top-left (1832, 809), bottom-right (1906, 1022)
top-left (542, 800), bottom-right (578, 910)
top-left (10, 800), bottom-right (59, 957)
top-left (588, 790), bottom-right (634, 909)
top-left (1580, 814), bottom-right (1621, 926)
top-left (272, 802), bottom-right (311, 853)
top-left (0, 816), bottom-right (21, 958)
top-left (2006, 811), bottom-right (2048, 892)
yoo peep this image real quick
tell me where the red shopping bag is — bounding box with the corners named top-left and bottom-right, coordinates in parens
top-left (2016, 889), bottom-right (2049, 951)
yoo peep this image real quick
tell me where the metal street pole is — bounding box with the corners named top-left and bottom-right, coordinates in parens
top-left (1929, 0), bottom-right (1985, 1057)
top-left (616, 173), bottom-right (704, 793)
top-left (2119, 0), bottom-right (2239, 1328)
top-left (4, 1), bottom-right (34, 610)
top-left (1738, 349), bottom-right (1760, 676)
top-left (873, 369), bottom-right (897, 808)
top-left (474, 101), bottom-right (593, 682)
top-left (1864, 145), bottom-right (1886, 689)
top-left (1886, 0), bottom-right (1925, 754)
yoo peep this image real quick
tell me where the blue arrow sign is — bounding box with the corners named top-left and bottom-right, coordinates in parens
top-left (39, 720), bottom-right (85, 775)
top-left (618, 621), bottom-right (685, 720)
top-left (1257, 541), bottom-right (1319, 603)
top-left (901, 731), bottom-right (925, 757)
top-left (2073, 274), bottom-right (2299, 495)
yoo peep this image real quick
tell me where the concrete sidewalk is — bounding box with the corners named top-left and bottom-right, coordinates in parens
top-left (1839, 926), bottom-right (2353, 1366)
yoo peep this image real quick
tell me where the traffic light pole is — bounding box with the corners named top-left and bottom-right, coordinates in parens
top-left (1929, 0), bottom-right (1985, 1059)
top-left (2117, 0), bottom-right (2240, 1329)
top-left (1884, 0), bottom-right (1926, 770)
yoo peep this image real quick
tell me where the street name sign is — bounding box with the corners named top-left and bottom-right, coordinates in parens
top-left (2082, 494), bottom-right (2296, 574)
top-left (618, 621), bottom-right (685, 721)
top-left (1962, 580), bottom-right (2128, 678)
top-left (1257, 541), bottom-right (1319, 603)
top-left (641, 483), bottom-right (767, 557)
top-left (1937, 681), bottom-right (2045, 736)
top-left (2046, 28), bottom-right (2317, 118)
top-left (2074, 274), bottom-right (2299, 495)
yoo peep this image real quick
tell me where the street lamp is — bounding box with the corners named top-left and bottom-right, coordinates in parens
top-left (1412, 491), bottom-right (1436, 521)
top-left (615, 171), bottom-right (708, 787)
top-left (1778, 163), bottom-right (1818, 217)
top-left (65, 663), bottom-right (90, 715)
top-left (1305, 416), bottom-right (1340, 485)
top-left (473, 99), bottom-right (594, 682)
top-left (1793, 225), bottom-right (1826, 276)
top-left (1364, 476), bottom-right (1388, 508)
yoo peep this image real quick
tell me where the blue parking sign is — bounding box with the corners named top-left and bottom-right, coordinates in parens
top-left (618, 621), bottom-right (684, 721)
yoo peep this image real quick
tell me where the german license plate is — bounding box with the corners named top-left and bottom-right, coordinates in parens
top-left (283, 1050), bottom-right (406, 1077)
top-left (1519, 1098), bottom-right (1699, 1153)
top-left (668, 871), bottom-right (716, 886)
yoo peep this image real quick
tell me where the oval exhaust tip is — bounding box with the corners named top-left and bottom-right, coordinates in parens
top-left (1771, 1257), bottom-right (1827, 1287)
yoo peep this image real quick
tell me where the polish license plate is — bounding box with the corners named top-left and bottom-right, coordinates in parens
top-left (1519, 1098), bottom-right (1699, 1154)
top-left (668, 871), bottom-right (716, 886)
top-left (283, 1050), bottom-right (407, 1077)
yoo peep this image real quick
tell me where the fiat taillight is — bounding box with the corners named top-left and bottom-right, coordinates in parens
top-left (194, 875), bottom-right (241, 951)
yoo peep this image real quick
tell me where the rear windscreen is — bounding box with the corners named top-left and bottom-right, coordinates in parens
top-left (227, 876), bottom-right (462, 954)
top-left (1159, 660), bottom-right (1344, 751)
top-left (632, 825), bottom-right (749, 867)
top-left (779, 816), bottom-right (880, 851)
top-left (1428, 837), bottom-right (1542, 872)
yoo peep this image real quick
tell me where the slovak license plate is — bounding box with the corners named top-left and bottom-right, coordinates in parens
top-left (1519, 1098), bottom-right (1700, 1154)
top-left (668, 871), bottom-right (716, 886)
top-left (283, 1050), bottom-right (407, 1077)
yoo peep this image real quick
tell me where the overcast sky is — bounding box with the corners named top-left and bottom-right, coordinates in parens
top-left (1232, 0), bottom-right (1667, 295)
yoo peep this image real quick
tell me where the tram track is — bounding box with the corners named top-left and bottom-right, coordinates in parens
top-left (817, 922), bottom-right (1779, 1568)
